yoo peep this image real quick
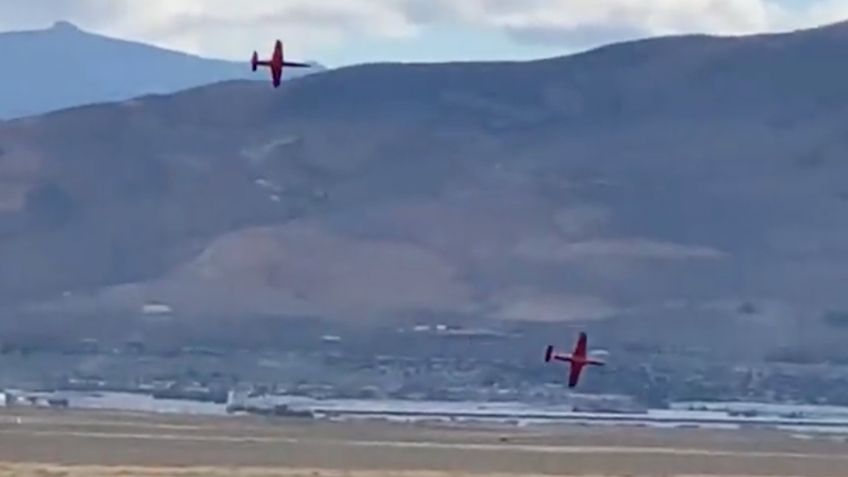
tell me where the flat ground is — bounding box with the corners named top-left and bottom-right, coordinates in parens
top-left (0, 408), bottom-right (846, 476)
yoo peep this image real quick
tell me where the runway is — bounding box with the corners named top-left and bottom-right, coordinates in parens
top-left (0, 408), bottom-right (845, 476)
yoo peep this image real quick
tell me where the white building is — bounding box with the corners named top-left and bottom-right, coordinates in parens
top-left (141, 302), bottom-right (173, 315)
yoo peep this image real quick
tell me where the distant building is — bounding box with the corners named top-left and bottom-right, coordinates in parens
top-left (570, 393), bottom-right (646, 413)
top-left (4, 391), bottom-right (70, 409)
top-left (47, 397), bottom-right (69, 408)
top-left (141, 302), bottom-right (173, 315)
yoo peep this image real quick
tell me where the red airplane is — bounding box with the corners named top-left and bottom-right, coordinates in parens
top-left (544, 332), bottom-right (605, 388)
top-left (251, 40), bottom-right (311, 88)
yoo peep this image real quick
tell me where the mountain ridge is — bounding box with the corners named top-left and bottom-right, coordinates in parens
top-left (1, 19), bottom-right (848, 349)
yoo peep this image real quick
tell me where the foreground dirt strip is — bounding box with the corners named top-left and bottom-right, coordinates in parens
top-left (0, 433), bottom-right (844, 476)
top-left (3, 426), bottom-right (848, 462)
top-left (1, 410), bottom-right (847, 476)
top-left (0, 465), bottom-right (821, 477)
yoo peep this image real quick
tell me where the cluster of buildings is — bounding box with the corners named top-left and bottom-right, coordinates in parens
top-left (0, 390), bottom-right (69, 409)
top-left (5, 317), bottom-right (848, 417)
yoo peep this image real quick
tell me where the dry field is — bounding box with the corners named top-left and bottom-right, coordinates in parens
top-left (0, 408), bottom-right (846, 476)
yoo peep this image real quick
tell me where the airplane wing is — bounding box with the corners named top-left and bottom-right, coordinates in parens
top-left (283, 61), bottom-right (312, 68)
top-left (568, 362), bottom-right (585, 388)
top-left (572, 332), bottom-right (587, 359)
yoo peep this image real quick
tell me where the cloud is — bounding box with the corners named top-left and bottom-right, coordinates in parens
top-left (0, 0), bottom-right (419, 59)
top-left (395, 0), bottom-right (839, 45)
top-left (0, 0), bottom-right (846, 60)
top-left (407, 0), bottom-right (848, 48)
top-left (0, 0), bottom-right (126, 30)
top-left (129, 0), bottom-right (418, 56)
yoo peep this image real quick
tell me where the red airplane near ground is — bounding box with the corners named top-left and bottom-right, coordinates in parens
top-left (544, 332), bottom-right (605, 388)
top-left (251, 40), bottom-right (311, 88)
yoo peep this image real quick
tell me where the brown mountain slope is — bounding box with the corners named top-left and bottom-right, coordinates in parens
top-left (2, 21), bottom-right (848, 333)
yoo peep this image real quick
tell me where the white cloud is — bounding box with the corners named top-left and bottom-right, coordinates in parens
top-left (0, 0), bottom-right (846, 60)
top-left (399, 0), bottom-right (848, 48)
top-left (0, 0), bottom-right (125, 31)
top-left (426, 0), bottom-right (841, 35)
top-left (76, 0), bottom-right (420, 60)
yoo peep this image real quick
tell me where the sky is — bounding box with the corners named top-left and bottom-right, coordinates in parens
top-left (0, 0), bottom-right (847, 67)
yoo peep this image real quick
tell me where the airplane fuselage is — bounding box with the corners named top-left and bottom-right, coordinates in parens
top-left (251, 40), bottom-right (312, 88)
top-left (544, 333), bottom-right (605, 388)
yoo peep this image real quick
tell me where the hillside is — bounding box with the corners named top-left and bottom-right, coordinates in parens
top-left (2, 20), bottom-right (848, 350)
top-left (0, 21), bottom-right (323, 119)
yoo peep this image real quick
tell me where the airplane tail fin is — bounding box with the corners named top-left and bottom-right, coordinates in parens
top-left (251, 51), bottom-right (258, 71)
top-left (544, 345), bottom-right (554, 363)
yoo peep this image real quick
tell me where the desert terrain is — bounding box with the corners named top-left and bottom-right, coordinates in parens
top-left (0, 409), bottom-right (845, 476)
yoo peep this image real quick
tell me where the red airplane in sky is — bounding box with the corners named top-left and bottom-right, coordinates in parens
top-left (251, 40), bottom-right (311, 88)
top-left (544, 332), bottom-right (605, 388)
